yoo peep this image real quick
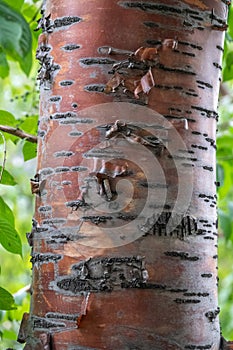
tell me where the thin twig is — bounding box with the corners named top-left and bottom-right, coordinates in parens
top-left (0, 125), bottom-right (38, 144)
top-left (0, 131), bottom-right (7, 183)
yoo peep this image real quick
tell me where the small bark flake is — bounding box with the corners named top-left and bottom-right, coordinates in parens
top-left (90, 159), bottom-right (129, 201)
top-left (122, 75), bottom-right (142, 95)
top-left (134, 39), bottom-right (177, 60)
top-left (161, 38), bottom-right (178, 51)
top-left (77, 292), bottom-right (90, 327)
top-left (105, 119), bottom-right (125, 138)
top-left (137, 68), bottom-right (155, 97)
top-left (134, 46), bottom-right (159, 61)
top-left (104, 72), bottom-right (123, 93)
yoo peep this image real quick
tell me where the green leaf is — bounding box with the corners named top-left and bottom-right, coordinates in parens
top-left (19, 48), bottom-right (32, 76)
top-left (223, 49), bottom-right (233, 82)
top-left (0, 167), bottom-right (17, 185)
top-left (23, 141), bottom-right (37, 161)
top-left (22, 2), bottom-right (38, 20)
top-left (218, 162), bottom-right (233, 200)
top-left (227, 5), bottom-right (233, 41)
top-left (20, 115), bottom-right (38, 134)
top-left (217, 163), bottom-right (224, 187)
top-left (0, 48), bottom-right (9, 78)
top-left (0, 110), bottom-right (16, 126)
top-left (0, 1), bottom-right (32, 76)
top-left (0, 110), bottom-right (18, 143)
top-left (0, 197), bottom-right (15, 225)
top-left (1, 0), bottom-right (24, 11)
top-left (226, 51), bottom-right (233, 68)
top-left (217, 134), bottom-right (233, 149)
top-left (0, 218), bottom-right (22, 256)
top-left (223, 62), bottom-right (233, 82)
top-left (219, 209), bottom-right (233, 240)
top-left (0, 286), bottom-right (17, 310)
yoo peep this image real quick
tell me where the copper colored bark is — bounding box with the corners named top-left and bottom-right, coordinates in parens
top-left (22, 0), bottom-right (228, 349)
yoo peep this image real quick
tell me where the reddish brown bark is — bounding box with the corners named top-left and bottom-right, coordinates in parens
top-left (20, 0), bottom-right (228, 349)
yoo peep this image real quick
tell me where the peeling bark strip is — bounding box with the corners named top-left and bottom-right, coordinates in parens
top-left (104, 40), bottom-right (177, 99)
top-left (28, 0), bottom-right (227, 348)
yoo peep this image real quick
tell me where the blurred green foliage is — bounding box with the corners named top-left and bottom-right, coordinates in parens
top-left (0, 0), bottom-right (233, 348)
top-left (218, 3), bottom-right (233, 341)
top-left (0, 0), bottom-right (41, 348)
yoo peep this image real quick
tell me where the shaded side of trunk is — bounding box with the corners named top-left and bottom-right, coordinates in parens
top-left (21, 0), bottom-right (227, 349)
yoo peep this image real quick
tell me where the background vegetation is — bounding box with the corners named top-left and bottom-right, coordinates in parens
top-left (0, 0), bottom-right (233, 348)
top-left (0, 1), bottom-right (40, 348)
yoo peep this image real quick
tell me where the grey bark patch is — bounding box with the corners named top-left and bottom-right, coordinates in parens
top-left (56, 256), bottom-right (148, 293)
top-left (33, 316), bottom-right (65, 329)
top-left (118, 2), bottom-right (182, 15)
top-left (31, 253), bottom-right (62, 264)
top-left (60, 80), bottom-right (74, 86)
top-left (164, 251), bottom-right (199, 261)
top-left (84, 84), bottom-right (105, 93)
top-left (49, 96), bottom-right (62, 102)
top-left (54, 16), bottom-right (82, 28)
top-left (140, 212), bottom-right (197, 239)
top-left (62, 44), bottom-right (81, 51)
top-left (79, 57), bottom-right (116, 66)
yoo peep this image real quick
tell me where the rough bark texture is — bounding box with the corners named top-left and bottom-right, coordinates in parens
top-left (21, 0), bottom-right (228, 349)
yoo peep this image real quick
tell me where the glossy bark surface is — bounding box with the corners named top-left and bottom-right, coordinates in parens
top-left (22, 1), bottom-right (227, 349)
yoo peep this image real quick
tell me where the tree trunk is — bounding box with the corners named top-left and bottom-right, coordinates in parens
top-left (19, 0), bottom-right (228, 349)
